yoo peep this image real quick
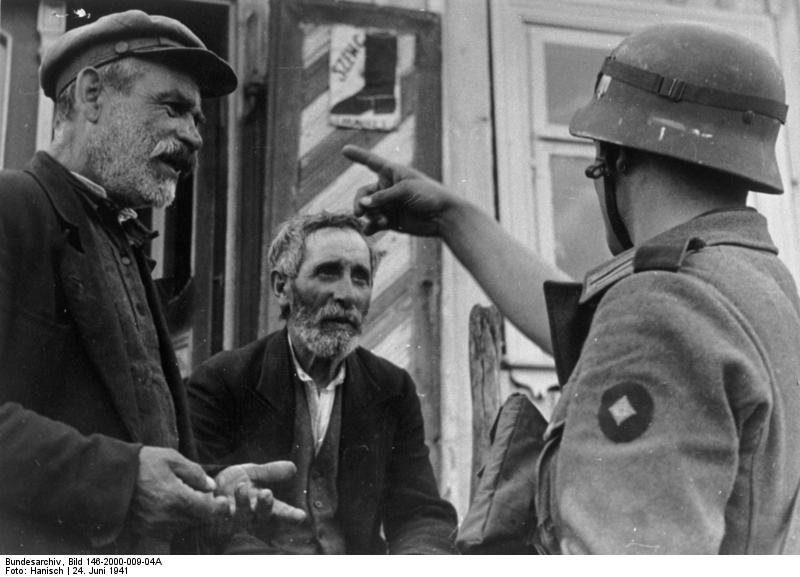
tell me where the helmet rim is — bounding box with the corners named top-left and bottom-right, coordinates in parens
top-left (569, 22), bottom-right (786, 194)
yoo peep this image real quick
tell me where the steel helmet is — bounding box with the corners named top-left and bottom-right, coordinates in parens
top-left (569, 22), bottom-right (787, 194)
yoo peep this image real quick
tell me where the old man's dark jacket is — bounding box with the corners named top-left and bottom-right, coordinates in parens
top-left (0, 152), bottom-right (195, 553)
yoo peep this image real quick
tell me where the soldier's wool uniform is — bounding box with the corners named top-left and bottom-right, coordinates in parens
top-left (535, 208), bottom-right (800, 553)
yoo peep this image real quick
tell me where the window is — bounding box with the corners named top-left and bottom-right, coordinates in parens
top-left (549, 148), bottom-right (609, 279)
top-left (528, 26), bottom-right (621, 280)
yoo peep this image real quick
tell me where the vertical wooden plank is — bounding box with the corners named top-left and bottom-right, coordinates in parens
top-left (407, 13), bottom-right (444, 484)
top-left (192, 93), bottom-right (228, 367)
top-left (234, 1), bottom-right (276, 345)
top-left (35, 0), bottom-right (65, 151)
top-left (259, 0), bottom-right (307, 336)
top-left (468, 305), bottom-right (503, 499)
top-left (761, 0), bottom-right (800, 282)
top-left (224, 0), bottom-right (269, 350)
top-left (439, 0), bottom-right (496, 516)
top-left (0, 31), bottom-right (10, 168)
top-left (1, 2), bottom-right (41, 169)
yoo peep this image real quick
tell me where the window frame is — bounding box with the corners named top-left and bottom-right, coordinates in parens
top-left (529, 26), bottom-right (622, 141)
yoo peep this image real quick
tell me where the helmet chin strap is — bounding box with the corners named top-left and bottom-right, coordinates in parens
top-left (585, 145), bottom-right (634, 251)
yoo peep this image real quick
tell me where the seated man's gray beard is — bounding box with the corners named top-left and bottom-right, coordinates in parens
top-left (291, 301), bottom-right (363, 360)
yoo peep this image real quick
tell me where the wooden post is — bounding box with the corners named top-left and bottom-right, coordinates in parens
top-left (35, 0), bottom-right (65, 151)
top-left (468, 304), bottom-right (503, 499)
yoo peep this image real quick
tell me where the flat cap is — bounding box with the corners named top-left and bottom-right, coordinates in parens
top-left (40, 10), bottom-right (237, 99)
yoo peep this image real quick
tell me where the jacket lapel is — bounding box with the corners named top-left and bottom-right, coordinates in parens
top-left (28, 152), bottom-right (141, 441)
top-left (248, 330), bottom-right (295, 460)
top-left (338, 352), bottom-right (395, 480)
top-left (335, 351), bottom-right (399, 544)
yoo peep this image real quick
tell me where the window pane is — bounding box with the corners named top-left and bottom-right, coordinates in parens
top-left (551, 155), bottom-right (610, 278)
top-left (544, 43), bottom-right (607, 126)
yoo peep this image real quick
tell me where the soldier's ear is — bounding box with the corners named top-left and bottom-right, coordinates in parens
top-left (615, 148), bottom-right (629, 175)
top-left (74, 67), bottom-right (103, 123)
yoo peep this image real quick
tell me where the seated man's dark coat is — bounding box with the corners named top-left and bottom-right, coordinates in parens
top-left (188, 329), bottom-right (458, 554)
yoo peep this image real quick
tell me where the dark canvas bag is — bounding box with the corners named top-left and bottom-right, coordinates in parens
top-left (456, 393), bottom-right (549, 554)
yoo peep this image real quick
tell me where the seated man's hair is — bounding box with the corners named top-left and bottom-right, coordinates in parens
top-left (268, 211), bottom-right (380, 281)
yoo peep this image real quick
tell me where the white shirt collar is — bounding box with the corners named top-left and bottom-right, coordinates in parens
top-left (71, 171), bottom-right (108, 199)
top-left (71, 171), bottom-right (138, 223)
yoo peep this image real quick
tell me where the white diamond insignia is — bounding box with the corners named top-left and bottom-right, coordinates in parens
top-left (609, 395), bottom-right (637, 426)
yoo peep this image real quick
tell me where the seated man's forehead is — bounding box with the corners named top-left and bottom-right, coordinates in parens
top-left (307, 227), bottom-right (368, 249)
top-left (304, 230), bottom-right (371, 264)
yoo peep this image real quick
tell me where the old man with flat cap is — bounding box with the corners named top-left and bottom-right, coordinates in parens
top-left (0, 10), bottom-right (303, 554)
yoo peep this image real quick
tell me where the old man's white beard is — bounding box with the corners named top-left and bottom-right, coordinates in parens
top-left (147, 177), bottom-right (177, 209)
top-left (291, 301), bottom-right (363, 360)
top-left (86, 131), bottom-right (179, 209)
top-left (146, 139), bottom-right (188, 208)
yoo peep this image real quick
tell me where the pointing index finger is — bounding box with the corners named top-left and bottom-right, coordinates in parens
top-left (342, 144), bottom-right (393, 175)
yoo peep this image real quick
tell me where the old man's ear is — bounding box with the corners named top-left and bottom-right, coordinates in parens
top-left (270, 270), bottom-right (290, 305)
top-left (73, 67), bottom-right (103, 122)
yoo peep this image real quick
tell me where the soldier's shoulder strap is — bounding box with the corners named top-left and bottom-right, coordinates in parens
top-left (580, 236), bottom-right (707, 304)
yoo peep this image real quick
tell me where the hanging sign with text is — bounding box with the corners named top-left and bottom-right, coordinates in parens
top-left (329, 25), bottom-right (400, 131)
